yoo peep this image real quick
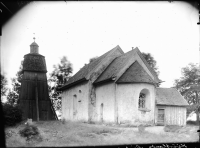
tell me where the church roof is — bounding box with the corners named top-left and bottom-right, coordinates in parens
top-left (117, 61), bottom-right (155, 84)
top-left (59, 45), bottom-right (161, 90)
top-left (59, 45), bottom-right (124, 90)
top-left (95, 48), bottom-right (160, 84)
top-left (95, 50), bottom-right (133, 83)
top-left (156, 88), bottom-right (188, 106)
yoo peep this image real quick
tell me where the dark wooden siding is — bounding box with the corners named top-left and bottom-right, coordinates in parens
top-left (19, 71), bottom-right (57, 121)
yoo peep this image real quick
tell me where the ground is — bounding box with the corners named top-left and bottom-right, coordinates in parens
top-left (5, 120), bottom-right (199, 147)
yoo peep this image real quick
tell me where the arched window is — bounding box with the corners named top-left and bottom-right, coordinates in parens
top-left (139, 93), bottom-right (145, 108)
top-left (138, 89), bottom-right (151, 111)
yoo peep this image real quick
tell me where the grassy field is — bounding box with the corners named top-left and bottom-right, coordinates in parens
top-left (5, 120), bottom-right (199, 147)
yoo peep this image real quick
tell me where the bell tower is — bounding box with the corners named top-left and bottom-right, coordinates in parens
top-left (19, 38), bottom-right (57, 121)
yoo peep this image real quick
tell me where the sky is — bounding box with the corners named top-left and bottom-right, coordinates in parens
top-left (1, 1), bottom-right (199, 89)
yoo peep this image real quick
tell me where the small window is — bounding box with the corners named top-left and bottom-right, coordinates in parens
top-left (73, 94), bottom-right (77, 97)
top-left (139, 93), bottom-right (145, 108)
top-left (79, 90), bottom-right (82, 93)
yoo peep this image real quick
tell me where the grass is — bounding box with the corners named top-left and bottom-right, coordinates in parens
top-left (5, 121), bottom-right (199, 147)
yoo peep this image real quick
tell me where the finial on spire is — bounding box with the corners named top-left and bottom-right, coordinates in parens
top-left (30, 33), bottom-right (39, 54)
top-left (33, 33), bottom-right (36, 42)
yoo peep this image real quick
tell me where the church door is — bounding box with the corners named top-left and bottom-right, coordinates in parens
top-left (73, 95), bottom-right (77, 120)
top-left (157, 109), bottom-right (165, 125)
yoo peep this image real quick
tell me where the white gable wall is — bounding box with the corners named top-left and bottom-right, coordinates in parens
top-left (61, 82), bottom-right (89, 121)
top-left (117, 83), bottom-right (155, 125)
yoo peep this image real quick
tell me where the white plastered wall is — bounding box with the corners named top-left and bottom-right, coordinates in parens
top-left (116, 83), bottom-right (156, 125)
top-left (95, 82), bottom-right (115, 123)
top-left (61, 82), bottom-right (89, 121)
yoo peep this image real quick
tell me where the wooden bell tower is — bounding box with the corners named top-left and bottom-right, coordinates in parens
top-left (19, 38), bottom-right (57, 121)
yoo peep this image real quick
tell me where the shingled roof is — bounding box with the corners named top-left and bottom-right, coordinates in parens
top-left (117, 61), bottom-right (156, 84)
top-left (135, 48), bottom-right (161, 83)
top-left (156, 88), bottom-right (188, 106)
top-left (95, 50), bottom-right (134, 83)
top-left (59, 45), bottom-right (124, 90)
top-left (95, 48), bottom-right (160, 84)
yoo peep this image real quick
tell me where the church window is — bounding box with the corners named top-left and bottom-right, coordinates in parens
top-left (139, 93), bottom-right (145, 108)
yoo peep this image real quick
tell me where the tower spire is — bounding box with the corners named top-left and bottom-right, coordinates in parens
top-left (30, 36), bottom-right (39, 54)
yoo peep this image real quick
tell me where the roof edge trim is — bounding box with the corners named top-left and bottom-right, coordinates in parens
top-left (58, 78), bottom-right (87, 91)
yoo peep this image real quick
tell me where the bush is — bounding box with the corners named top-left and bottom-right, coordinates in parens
top-left (19, 125), bottom-right (39, 140)
top-left (3, 103), bottom-right (23, 127)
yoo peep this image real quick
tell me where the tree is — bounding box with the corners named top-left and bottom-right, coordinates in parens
top-left (6, 89), bottom-right (19, 106)
top-left (142, 52), bottom-right (160, 77)
top-left (89, 56), bottom-right (98, 63)
top-left (174, 63), bottom-right (200, 122)
top-left (1, 73), bottom-right (8, 97)
top-left (48, 56), bottom-right (73, 111)
top-left (6, 60), bottom-right (23, 106)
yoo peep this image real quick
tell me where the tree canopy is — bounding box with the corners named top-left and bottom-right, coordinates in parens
top-left (6, 60), bottom-right (23, 106)
top-left (48, 56), bottom-right (73, 110)
top-left (1, 73), bottom-right (8, 97)
top-left (174, 63), bottom-right (200, 121)
top-left (142, 52), bottom-right (159, 77)
top-left (89, 56), bottom-right (98, 63)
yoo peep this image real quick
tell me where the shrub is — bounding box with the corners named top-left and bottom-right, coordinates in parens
top-left (3, 103), bottom-right (23, 127)
top-left (19, 125), bottom-right (39, 140)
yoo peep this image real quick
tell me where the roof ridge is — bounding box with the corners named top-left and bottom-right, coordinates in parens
top-left (86, 45), bottom-right (124, 79)
top-left (134, 47), bottom-right (161, 83)
top-left (114, 50), bottom-right (137, 82)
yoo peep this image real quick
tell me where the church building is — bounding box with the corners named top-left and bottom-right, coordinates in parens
top-left (59, 45), bottom-right (188, 126)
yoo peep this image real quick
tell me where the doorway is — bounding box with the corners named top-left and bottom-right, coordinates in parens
top-left (73, 95), bottom-right (77, 120)
top-left (100, 103), bottom-right (104, 122)
top-left (157, 109), bottom-right (165, 125)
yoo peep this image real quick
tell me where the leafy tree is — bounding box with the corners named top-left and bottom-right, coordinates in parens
top-left (6, 88), bottom-right (19, 106)
top-left (174, 63), bottom-right (200, 122)
top-left (89, 56), bottom-right (98, 63)
top-left (142, 52), bottom-right (159, 77)
top-left (48, 56), bottom-right (73, 111)
top-left (1, 73), bottom-right (8, 97)
top-left (6, 60), bottom-right (23, 106)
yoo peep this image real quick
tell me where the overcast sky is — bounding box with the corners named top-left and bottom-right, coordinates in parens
top-left (1, 1), bottom-right (199, 88)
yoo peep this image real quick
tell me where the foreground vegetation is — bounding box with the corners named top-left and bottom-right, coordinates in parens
top-left (5, 120), bottom-right (199, 147)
